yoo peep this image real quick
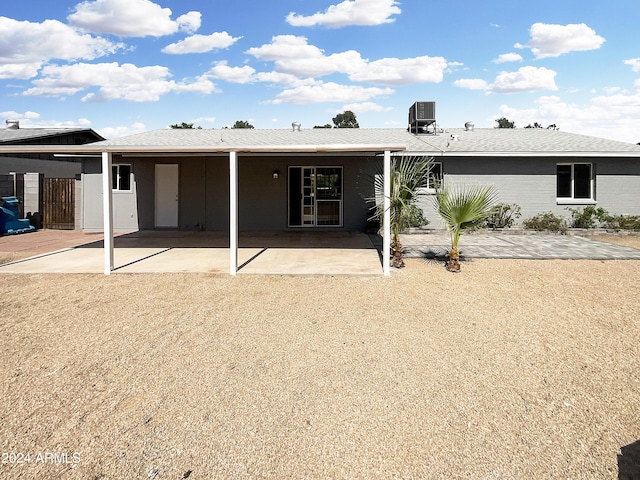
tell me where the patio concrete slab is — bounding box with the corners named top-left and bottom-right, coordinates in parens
top-left (238, 247), bottom-right (382, 275)
top-left (0, 230), bottom-right (383, 275)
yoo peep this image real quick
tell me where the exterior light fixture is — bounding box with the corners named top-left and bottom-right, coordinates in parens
top-left (273, 170), bottom-right (279, 179)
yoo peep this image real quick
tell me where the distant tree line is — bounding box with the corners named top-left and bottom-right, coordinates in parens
top-left (495, 117), bottom-right (559, 130)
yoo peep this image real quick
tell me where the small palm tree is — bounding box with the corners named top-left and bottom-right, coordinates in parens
top-left (435, 182), bottom-right (498, 272)
top-left (373, 155), bottom-right (434, 268)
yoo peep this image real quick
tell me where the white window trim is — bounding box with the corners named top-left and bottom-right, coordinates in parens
top-left (417, 161), bottom-right (443, 195)
top-left (556, 162), bottom-right (594, 204)
top-left (112, 164), bottom-right (132, 192)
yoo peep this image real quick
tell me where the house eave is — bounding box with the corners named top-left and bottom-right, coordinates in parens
top-left (0, 144), bottom-right (407, 155)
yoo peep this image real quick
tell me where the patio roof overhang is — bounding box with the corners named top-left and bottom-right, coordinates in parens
top-left (0, 143), bottom-right (402, 277)
top-left (0, 144), bottom-right (406, 155)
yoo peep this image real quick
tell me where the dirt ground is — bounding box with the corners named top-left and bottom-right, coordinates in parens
top-left (0, 259), bottom-right (639, 479)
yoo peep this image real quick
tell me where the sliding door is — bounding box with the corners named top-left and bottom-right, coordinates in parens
top-left (288, 166), bottom-right (342, 227)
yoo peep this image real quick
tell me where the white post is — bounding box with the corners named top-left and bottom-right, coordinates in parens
top-left (229, 151), bottom-right (238, 275)
top-left (101, 151), bottom-right (114, 274)
top-left (383, 150), bottom-right (391, 276)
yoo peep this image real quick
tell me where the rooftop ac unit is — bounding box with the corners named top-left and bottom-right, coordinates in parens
top-left (408, 101), bottom-right (436, 134)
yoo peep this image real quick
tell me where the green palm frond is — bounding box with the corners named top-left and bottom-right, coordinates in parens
top-left (371, 155), bottom-right (434, 236)
top-left (435, 182), bottom-right (498, 249)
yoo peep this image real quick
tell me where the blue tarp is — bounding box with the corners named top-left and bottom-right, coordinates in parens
top-left (0, 197), bottom-right (35, 235)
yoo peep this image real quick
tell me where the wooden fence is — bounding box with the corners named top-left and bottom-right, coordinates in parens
top-left (43, 178), bottom-right (75, 229)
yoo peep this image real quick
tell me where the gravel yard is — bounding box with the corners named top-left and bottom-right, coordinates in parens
top-left (1, 259), bottom-right (639, 479)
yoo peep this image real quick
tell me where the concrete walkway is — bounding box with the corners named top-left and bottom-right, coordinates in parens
top-left (399, 232), bottom-right (640, 260)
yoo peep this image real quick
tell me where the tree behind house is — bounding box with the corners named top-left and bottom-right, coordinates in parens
top-left (232, 120), bottom-right (255, 129)
top-left (332, 111), bottom-right (359, 128)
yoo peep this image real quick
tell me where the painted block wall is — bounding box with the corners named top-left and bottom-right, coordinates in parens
top-left (81, 155), bottom-right (378, 232)
top-left (416, 156), bottom-right (640, 228)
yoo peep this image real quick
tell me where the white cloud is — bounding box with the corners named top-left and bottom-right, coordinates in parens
top-left (247, 35), bottom-right (362, 77)
top-left (497, 93), bottom-right (640, 143)
top-left (491, 66), bottom-right (558, 93)
top-left (246, 35), bottom-right (448, 86)
top-left (455, 66), bottom-right (557, 94)
top-left (271, 82), bottom-right (393, 105)
top-left (176, 12), bottom-right (202, 34)
top-left (286, 0), bottom-right (401, 28)
top-left (351, 56), bottom-right (447, 85)
top-left (253, 71), bottom-right (317, 87)
top-left (98, 122), bottom-right (146, 139)
top-left (162, 32), bottom-right (242, 54)
top-left (207, 61), bottom-right (256, 84)
top-left (20, 62), bottom-right (217, 102)
top-left (68, 0), bottom-right (201, 37)
top-left (0, 16), bottom-right (123, 79)
top-left (624, 58), bottom-right (640, 73)
top-left (515, 23), bottom-right (605, 59)
top-left (0, 110), bottom-right (40, 121)
top-left (493, 53), bottom-right (523, 64)
top-left (340, 102), bottom-right (392, 113)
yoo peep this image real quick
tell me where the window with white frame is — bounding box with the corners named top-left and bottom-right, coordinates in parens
top-left (427, 162), bottom-right (442, 190)
top-left (417, 162), bottom-right (442, 193)
top-left (112, 164), bottom-right (131, 191)
top-left (556, 163), bottom-right (593, 201)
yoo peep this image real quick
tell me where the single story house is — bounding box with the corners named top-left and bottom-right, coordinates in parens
top-left (77, 122), bottom-right (640, 234)
top-left (1, 104), bottom-right (640, 275)
top-left (0, 120), bottom-right (104, 178)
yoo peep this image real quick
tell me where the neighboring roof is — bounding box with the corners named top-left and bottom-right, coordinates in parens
top-left (1, 127), bottom-right (640, 157)
top-left (0, 127), bottom-right (105, 144)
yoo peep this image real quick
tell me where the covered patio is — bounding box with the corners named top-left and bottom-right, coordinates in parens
top-left (1, 133), bottom-right (404, 275)
top-left (0, 230), bottom-right (383, 275)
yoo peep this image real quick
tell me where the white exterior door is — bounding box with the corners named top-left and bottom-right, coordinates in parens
top-left (155, 164), bottom-right (179, 228)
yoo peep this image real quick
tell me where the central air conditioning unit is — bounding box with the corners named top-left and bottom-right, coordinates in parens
top-left (408, 101), bottom-right (436, 134)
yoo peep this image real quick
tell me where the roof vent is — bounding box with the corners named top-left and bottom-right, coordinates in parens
top-left (292, 122), bottom-right (301, 132)
top-left (408, 101), bottom-right (436, 134)
top-left (5, 120), bottom-right (19, 129)
top-left (464, 121), bottom-right (475, 131)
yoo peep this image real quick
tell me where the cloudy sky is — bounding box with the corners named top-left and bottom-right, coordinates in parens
top-left (1, 0), bottom-right (639, 142)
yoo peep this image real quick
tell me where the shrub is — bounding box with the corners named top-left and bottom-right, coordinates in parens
top-left (485, 203), bottom-right (521, 229)
top-left (605, 215), bottom-right (640, 231)
top-left (406, 204), bottom-right (429, 228)
top-left (522, 212), bottom-right (568, 234)
top-left (566, 206), bottom-right (611, 228)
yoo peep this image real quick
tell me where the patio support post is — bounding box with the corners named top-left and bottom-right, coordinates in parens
top-left (383, 150), bottom-right (391, 276)
top-left (229, 151), bottom-right (238, 275)
top-left (101, 151), bottom-right (114, 274)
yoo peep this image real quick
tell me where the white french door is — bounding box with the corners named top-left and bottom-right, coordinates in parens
top-left (288, 166), bottom-right (342, 227)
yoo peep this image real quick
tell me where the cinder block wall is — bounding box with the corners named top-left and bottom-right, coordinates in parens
top-left (22, 173), bottom-right (43, 216)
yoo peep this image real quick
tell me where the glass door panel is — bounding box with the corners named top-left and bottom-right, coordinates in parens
top-left (288, 166), bottom-right (342, 227)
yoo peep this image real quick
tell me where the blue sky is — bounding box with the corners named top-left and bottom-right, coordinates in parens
top-left (1, 0), bottom-right (639, 142)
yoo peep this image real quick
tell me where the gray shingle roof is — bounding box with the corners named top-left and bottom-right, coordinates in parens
top-left (0, 127), bottom-right (102, 144)
top-left (93, 127), bottom-right (640, 157)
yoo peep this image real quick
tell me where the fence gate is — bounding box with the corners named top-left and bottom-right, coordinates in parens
top-left (43, 178), bottom-right (75, 229)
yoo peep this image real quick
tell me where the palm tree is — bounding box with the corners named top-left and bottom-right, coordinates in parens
top-left (373, 155), bottom-right (434, 268)
top-left (435, 182), bottom-right (498, 272)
